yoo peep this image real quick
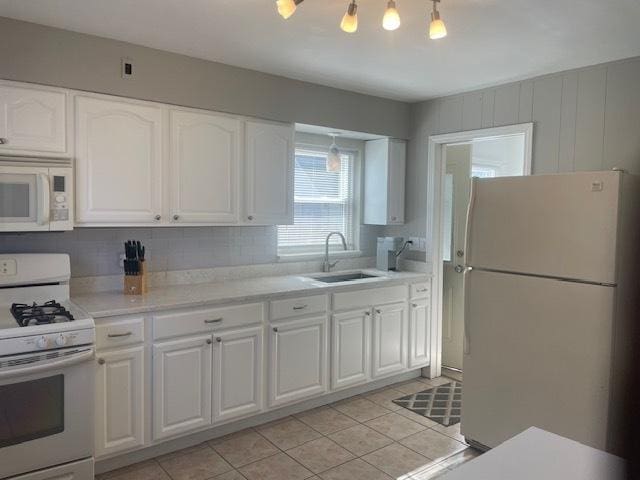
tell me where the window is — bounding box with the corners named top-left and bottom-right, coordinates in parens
top-left (278, 148), bottom-right (357, 255)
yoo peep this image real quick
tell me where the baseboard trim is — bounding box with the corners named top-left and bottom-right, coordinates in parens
top-left (96, 369), bottom-right (422, 474)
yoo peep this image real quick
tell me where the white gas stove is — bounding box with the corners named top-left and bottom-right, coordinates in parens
top-left (0, 254), bottom-right (95, 480)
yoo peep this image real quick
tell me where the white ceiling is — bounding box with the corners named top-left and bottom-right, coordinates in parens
top-left (1, 0), bottom-right (639, 102)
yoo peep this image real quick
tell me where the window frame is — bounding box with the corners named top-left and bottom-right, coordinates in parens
top-left (277, 142), bottom-right (362, 261)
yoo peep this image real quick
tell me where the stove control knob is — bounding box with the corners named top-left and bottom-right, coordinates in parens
top-left (55, 334), bottom-right (68, 347)
top-left (36, 336), bottom-right (49, 349)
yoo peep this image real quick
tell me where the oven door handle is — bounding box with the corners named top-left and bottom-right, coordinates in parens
top-left (0, 348), bottom-right (94, 379)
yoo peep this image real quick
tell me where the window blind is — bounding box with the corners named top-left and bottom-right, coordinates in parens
top-left (278, 149), bottom-right (356, 254)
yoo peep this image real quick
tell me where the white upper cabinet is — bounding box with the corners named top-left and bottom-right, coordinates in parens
top-left (169, 109), bottom-right (240, 224)
top-left (0, 83), bottom-right (69, 156)
top-left (364, 138), bottom-right (406, 225)
top-left (75, 95), bottom-right (163, 225)
top-left (244, 120), bottom-right (294, 225)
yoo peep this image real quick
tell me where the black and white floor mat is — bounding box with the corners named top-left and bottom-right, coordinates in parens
top-left (393, 381), bottom-right (462, 427)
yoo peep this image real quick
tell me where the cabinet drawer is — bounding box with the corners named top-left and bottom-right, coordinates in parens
top-left (96, 316), bottom-right (144, 349)
top-left (153, 302), bottom-right (264, 340)
top-left (410, 282), bottom-right (430, 299)
top-left (332, 285), bottom-right (408, 311)
top-left (270, 295), bottom-right (328, 321)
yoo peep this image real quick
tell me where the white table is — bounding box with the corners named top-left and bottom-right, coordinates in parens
top-left (441, 427), bottom-right (625, 480)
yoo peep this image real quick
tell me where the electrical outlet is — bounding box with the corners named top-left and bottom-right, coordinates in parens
top-left (409, 237), bottom-right (420, 249)
top-left (121, 57), bottom-right (135, 79)
top-left (0, 259), bottom-right (17, 276)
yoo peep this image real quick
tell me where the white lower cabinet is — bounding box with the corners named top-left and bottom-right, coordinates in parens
top-left (372, 302), bottom-right (408, 378)
top-left (213, 326), bottom-right (263, 423)
top-left (95, 345), bottom-right (145, 457)
top-left (409, 298), bottom-right (430, 368)
top-left (331, 309), bottom-right (371, 390)
top-left (153, 335), bottom-right (213, 440)
top-left (269, 316), bottom-right (328, 407)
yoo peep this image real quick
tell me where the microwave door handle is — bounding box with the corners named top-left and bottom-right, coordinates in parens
top-left (0, 348), bottom-right (94, 379)
top-left (36, 173), bottom-right (51, 226)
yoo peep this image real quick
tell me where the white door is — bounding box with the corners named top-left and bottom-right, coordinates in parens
top-left (463, 269), bottom-right (615, 450)
top-left (244, 120), bottom-right (294, 225)
top-left (0, 84), bottom-right (68, 155)
top-left (409, 298), bottom-right (430, 368)
top-left (442, 143), bottom-right (471, 370)
top-left (268, 316), bottom-right (327, 407)
top-left (75, 95), bottom-right (163, 225)
top-left (153, 335), bottom-right (212, 440)
top-left (95, 346), bottom-right (145, 457)
top-left (213, 326), bottom-right (263, 423)
top-left (331, 309), bottom-right (371, 390)
top-left (169, 109), bottom-right (240, 224)
top-left (372, 302), bottom-right (408, 378)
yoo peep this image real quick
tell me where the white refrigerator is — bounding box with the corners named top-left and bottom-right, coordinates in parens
top-left (461, 170), bottom-right (640, 456)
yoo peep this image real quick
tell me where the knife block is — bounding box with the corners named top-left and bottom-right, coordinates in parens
top-left (124, 261), bottom-right (147, 295)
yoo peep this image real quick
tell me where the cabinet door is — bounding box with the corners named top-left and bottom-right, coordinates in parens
top-left (331, 309), bottom-right (371, 390)
top-left (268, 316), bottom-right (327, 407)
top-left (244, 120), bottom-right (294, 225)
top-left (0, 84), bottom-right (68, 155)
top-left (387, 140), bottom-right (406, 224)
top-left (372, 302), bottom-right (408, 378)
top-left (95, 346), bottom-right (145, 457)
top-left (409, 298), bottom-right (430, 368)
top-left (169, 110), bottom-right (240, 224)
top-left (213, 326), bottom-right (263, 423)
top-left (75, 95), bottom-right (163, 224)
top-left (153, 335), bottom-right (212, 440)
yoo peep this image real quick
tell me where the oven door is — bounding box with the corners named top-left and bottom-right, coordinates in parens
top-left (0, 347), bottom-right (94, 479)
top-left (0, 166), bottom-right (50, 232)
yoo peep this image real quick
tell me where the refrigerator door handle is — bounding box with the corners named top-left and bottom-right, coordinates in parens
top-left (463, 266), bottom-right (473, 355)
top-left (463, 177), bottom-right (478, 267)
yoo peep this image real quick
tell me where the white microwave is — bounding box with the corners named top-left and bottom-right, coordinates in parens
top-left (0, 160), bottom-right (73, 232)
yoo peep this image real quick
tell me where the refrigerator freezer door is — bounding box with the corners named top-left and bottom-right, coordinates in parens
top-left (466, 171), bottom-right (620, 284)
top-left (462, 269), bottom-right (615, 451)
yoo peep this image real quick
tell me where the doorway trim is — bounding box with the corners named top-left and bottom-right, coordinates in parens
top-left (426, 123), bottom-right (533, 378)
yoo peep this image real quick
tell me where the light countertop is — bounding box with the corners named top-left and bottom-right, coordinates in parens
top-left (72, 269), bottom-right (429, 318)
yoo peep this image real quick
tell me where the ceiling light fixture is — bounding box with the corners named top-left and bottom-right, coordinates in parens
top-left (277, 0), bottom-right (303, 19)
top-left (327, 134), bottom-right (342, 172)
top-left (429, 0), bottom-right (447, 39)
top-left (382, 0), bottom-right (401, 31)
top-left (275, 0), bottom-right (448, 39)
top-left (340, 1), bottom-right (358, 33)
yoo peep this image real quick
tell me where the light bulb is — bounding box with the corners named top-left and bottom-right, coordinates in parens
top-left (327, 135), bottom-right (341, 172)
top-left (429, 6), bottom-right (447, 39)
top-left (382, 0), bottom-right (401, 31)
top-left (341, 1), bottom-right (358, 33)
top-left (277, 0), bottom-right (297, 19)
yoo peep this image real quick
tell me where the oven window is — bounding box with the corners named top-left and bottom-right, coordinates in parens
top-left (0, 375), bottom-right (64, 448)
top-left (0, 183), bottom-right (30, 218)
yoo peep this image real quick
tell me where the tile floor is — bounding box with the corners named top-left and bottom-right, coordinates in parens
top-left (96, 376), bottom-right (478, 480)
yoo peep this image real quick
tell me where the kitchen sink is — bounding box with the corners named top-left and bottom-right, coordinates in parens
top-left (309, 272), bottom-right (380, 283)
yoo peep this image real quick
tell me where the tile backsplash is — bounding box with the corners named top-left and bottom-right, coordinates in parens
top-left (0, 225), bottom-right (382, 277)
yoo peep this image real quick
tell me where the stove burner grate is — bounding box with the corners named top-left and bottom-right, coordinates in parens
top-left (10, 300), bottom-right (75, 327)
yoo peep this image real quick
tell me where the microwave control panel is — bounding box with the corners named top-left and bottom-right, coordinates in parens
top-left (48, 167), bottom-right (73, 228)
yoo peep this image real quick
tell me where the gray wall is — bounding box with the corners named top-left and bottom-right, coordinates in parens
top-left (386, 56), bottom-right (640, 260)
top-left (0, 17), bottom-right (410, 139)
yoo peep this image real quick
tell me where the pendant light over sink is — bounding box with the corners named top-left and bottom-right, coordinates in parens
top-left (327, 134), bottom-right (341, 173)
top-left (276, 0), bottom-right (447, 40)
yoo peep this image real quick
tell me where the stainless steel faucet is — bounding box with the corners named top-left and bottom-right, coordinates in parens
top-left (323, 232), bottom-right (348, 272)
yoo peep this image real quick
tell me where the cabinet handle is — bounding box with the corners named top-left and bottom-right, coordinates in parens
top-left (173, 214), bottom-right (179, 221)
top-left (412, 303), bottom-right (418, 308)
top-left (107, 331), bottom-right (132, 338)
top-left (292, 305), bottom-right (307, 310)
top-left (364, 311), bottom-right (371, 316)
top-left (247, 215), bottom-right (254, 221)
top-left (154, 214), bottom-right (161, 221)
top-left (273, 327), bottom-right (278, 332)
top-left (0, 138), bottom-right (7, 145)
top-left (375, 309), bottom-right (382, 314)
top-left (417, 288), bottom-right (428, 292)
top-left (97, 358), bottom-right (105, 365)
top-left (206, 339), bottom-right (213, 345)
top-left (216, 337), bottom-right (222, 343)
top-left (204, 318), bottom-right (223, 324)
